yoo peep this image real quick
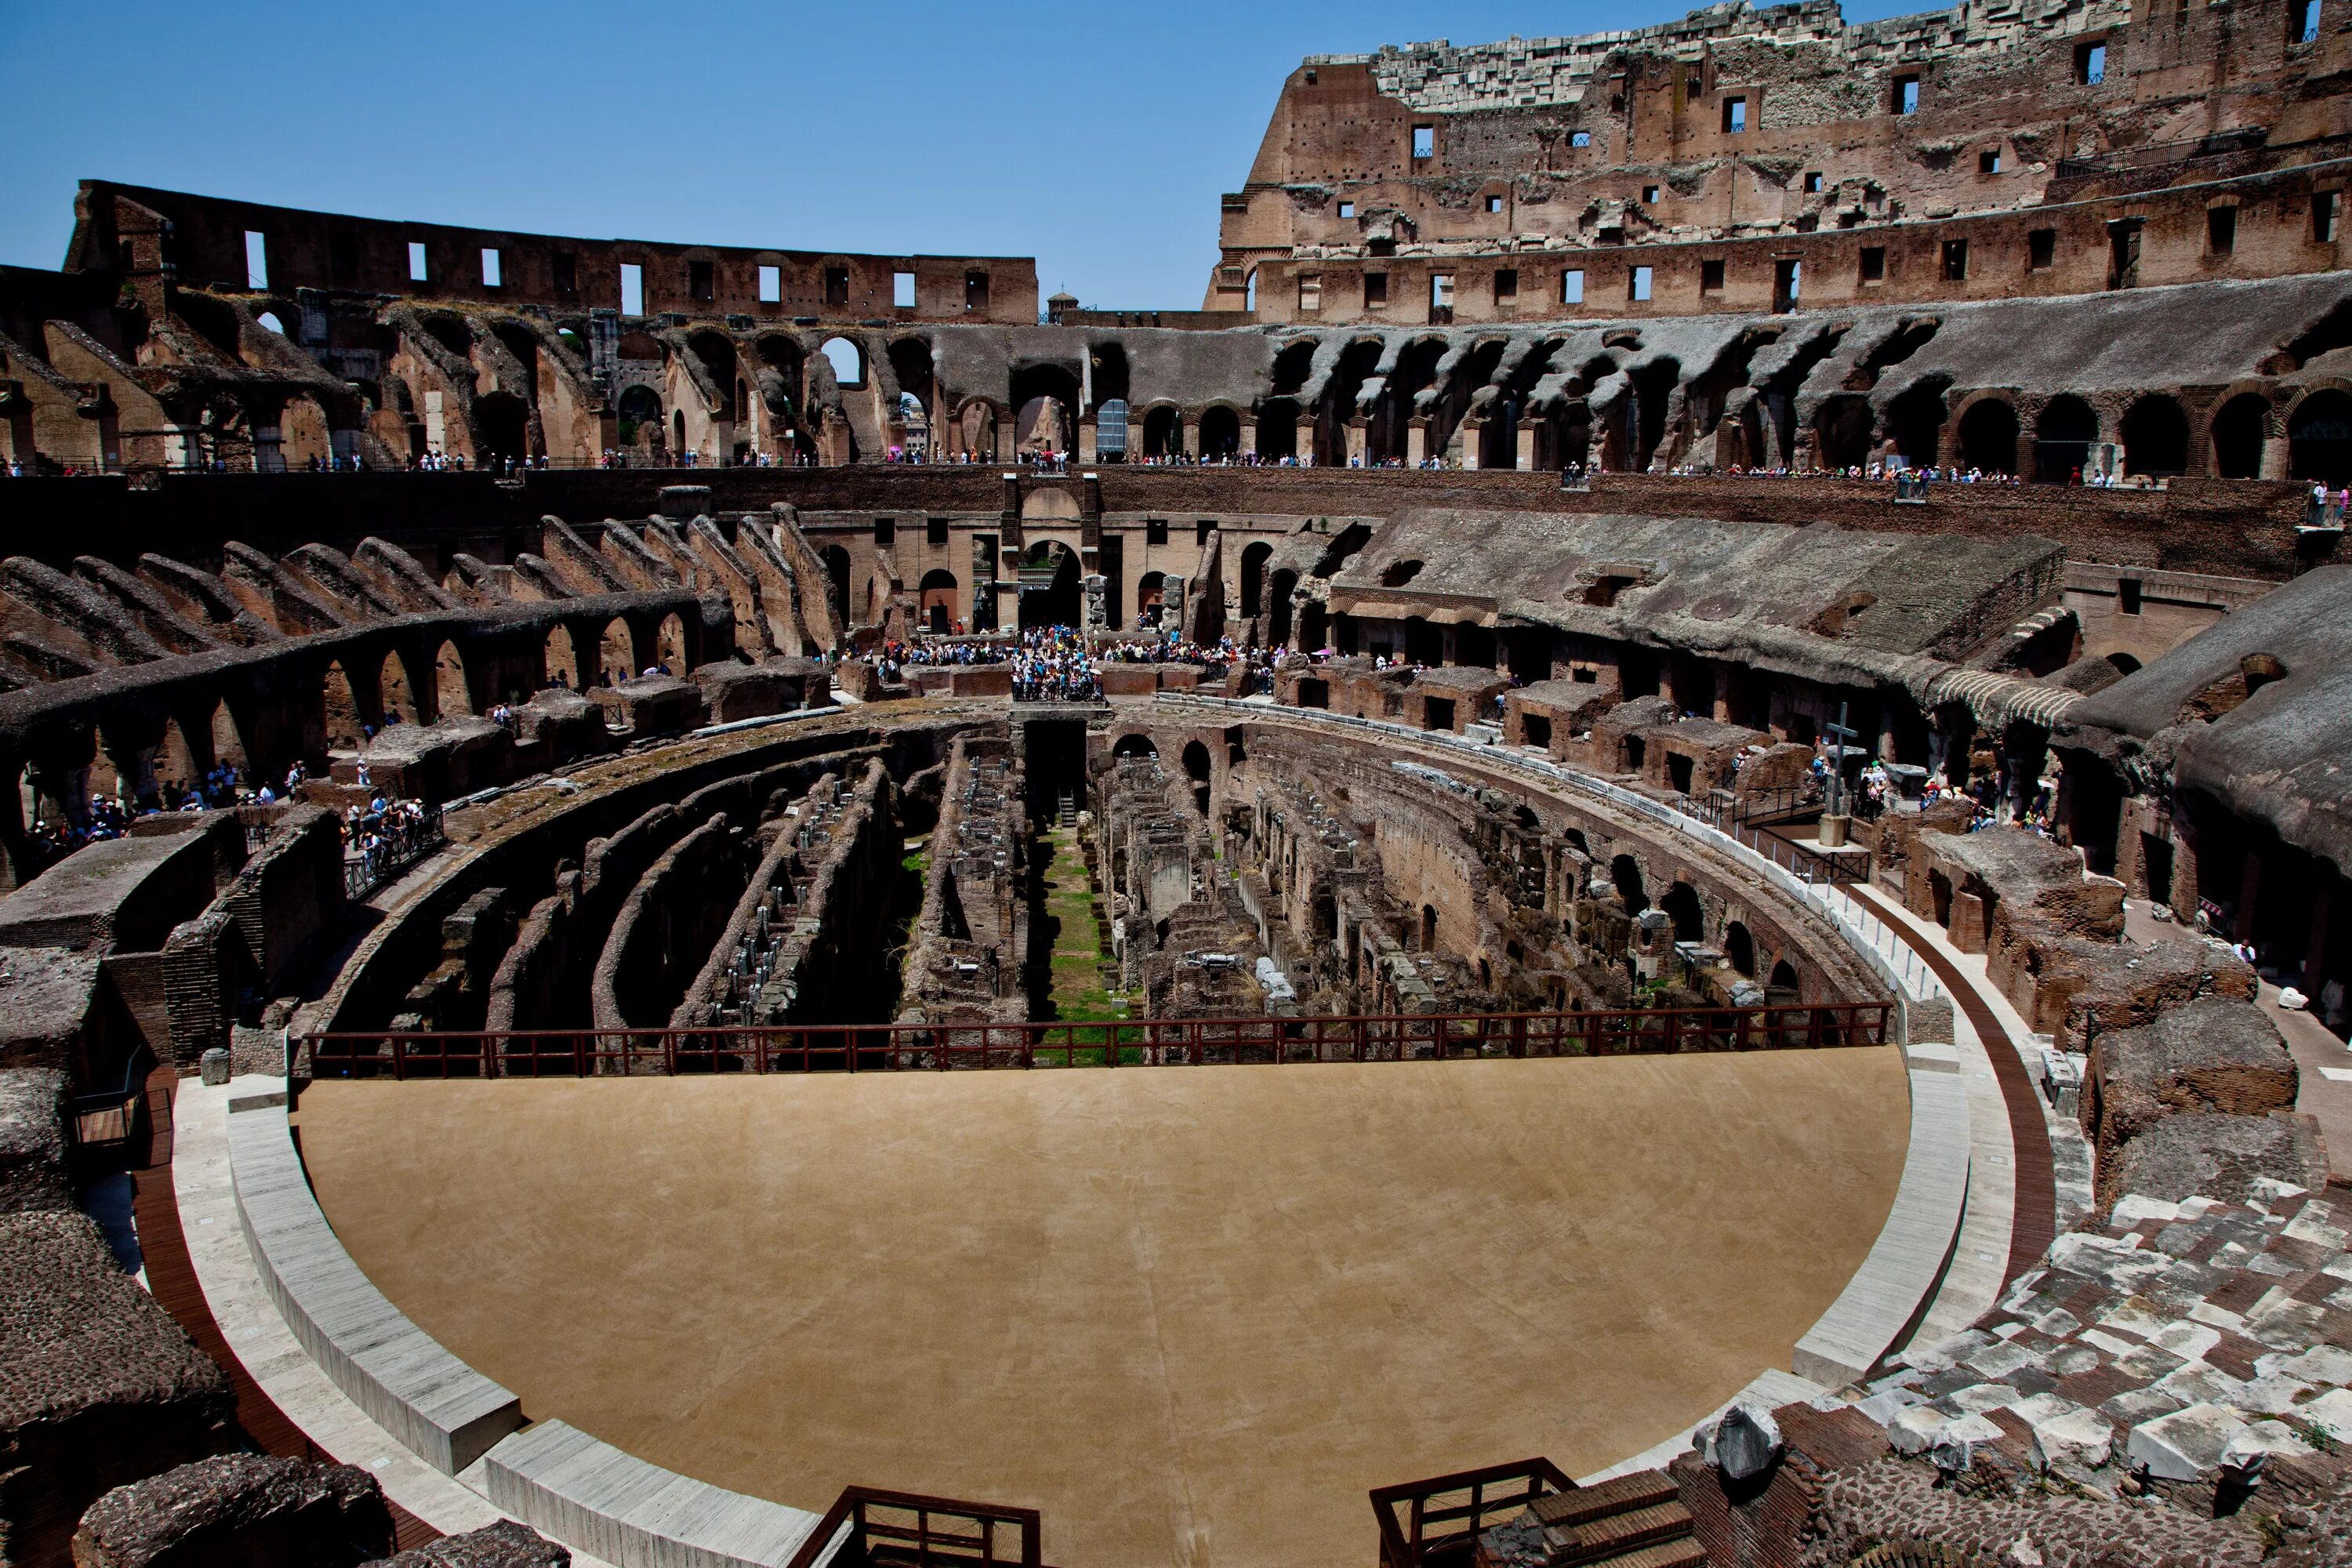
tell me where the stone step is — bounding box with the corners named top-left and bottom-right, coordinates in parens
top-left (1528, 1472), bottom-right (1678, 1530)
top-left (1579, 1537), bottom-right (1707, 1568)
top-left (1542, 1502), bottom-right (1694, 1566)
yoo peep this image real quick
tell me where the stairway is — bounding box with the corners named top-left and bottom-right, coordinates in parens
top-left (1057, 791), bottom-right (1077, 826)
top-left (1511, 1471), bottom-right (1702, 1568)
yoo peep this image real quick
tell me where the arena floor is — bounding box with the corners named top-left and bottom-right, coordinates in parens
top-left (299, 1051), bottom-right (1909, 1568)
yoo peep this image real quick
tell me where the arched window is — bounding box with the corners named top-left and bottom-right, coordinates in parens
top-left (820, 336), bottom-right (865, 388)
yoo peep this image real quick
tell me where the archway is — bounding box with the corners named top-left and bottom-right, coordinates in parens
top-left (2121, 395), bottom-right (2190, 477)
top-left (1112, 734), bottom-right (1158, 759)
top-left (2034, 395), bottom-right (2099, 482)
top-left (1269, 568), bottom-right (1298, 647)
top-left (956, 401), bottom-right (1000, 461)
top-left (1610, 853), bottom-right (1650, 916)
top-left (1198, 406), bottom-right (1240, 459)
top-left (1016, 396), bottom-right (1073, 458)
top-left (1142, 406), bottom-right (1181, 459)
top-left (918, 568), bottom-right (959, 635)
top-left (617, 385), bottom-right (662, 452)
top-left (1886, 381), bottom-right (1947, 469)
top-left (1769, 959), bottom-right (1799, 993)
top-left (2290, 390), bottom-right (2352, 485)
top-left (818, 546), bottom-right (852, 628)
top-left (1724, 921), bottom-right (1755, 977)
top-left (1018, 541), bottom-right (1080, 630)
top-left (322, 659), bottom-right (365, 749)
top-left (1661, 881), bottom-right (1704, 944)
top-left (2211, 393), bottom-right (2269, 479)
top-left (1257, 401), bottom-right (1298, 460)
top-left (540, 626), bottom-right (580, 691)
top-left (433, 640), bottom-right (470, 719)
top-left (819, 337), bottom-right (865, 389)
top-left (475, 393), bottom-right (528, 464)
top-left (656, 613), bottom-right (688, 673)
top-left (379, 650), bottom-right (420, 724)
top-left (1813, 396), bottom-right (1875, 470)
top-left (1240, 542), bottom-right (1273, 619)
top-left (598, 619), bottom-right (635, 685)
top-left (1956, 399), bottom-right (2018, 474)
top-left (1136, 571), bottom-right (1167, 626)
top-left (1180, 740), bottom-right (1213, 817)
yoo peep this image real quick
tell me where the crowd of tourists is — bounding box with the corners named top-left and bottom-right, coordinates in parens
top-left (339, 794), bottom-right (439, 883)
top-left (1012, 626), bottom-right (1102, 702)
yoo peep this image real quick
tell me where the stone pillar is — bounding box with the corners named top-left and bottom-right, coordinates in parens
top-left (1181, 417), bottom-right (1199, 459)
top-left (1713, 666), bottom-right (1736, 724)
top-left (1407, 420), bottom-right (1428, 466)
top-left (1517, 425), bottom-right (1537, 471)
top-left (2261, 434), bottom-right (2292, 480)
top-left (1346, 419), bottom-right (1368, 466)
top-left (1079, 420), bottom-right (1098, 464)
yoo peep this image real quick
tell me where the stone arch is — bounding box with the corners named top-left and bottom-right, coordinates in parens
top-left (1769, 958), bottom-right (1800, 993)
top-left (818, 546), bottom-right (853, 629)
top-left (1141, 404), bottom-right (1183, 459)
top-left (2033, 394), bottom-right (2100, 482)
top-left (1610, 853), bottom-right (1650, 915)
top-left (322, 659), bottom-right (365, 749)
top-left (1661, 880), bottom-right (1704, 944)
top-left (656, 613), bottom-right (688, 673)
top-left (1198, 405), bottom-right (1242, 459)
top-left (541, 625), bottom-right (581, 691)
top-left (1886, 380), bottom-right (1948, 468)
top-left (211, 699), bottom-right (249, 773)
top-left (1724, 920), bottom-right (1755, 977)
top-left (1269, 568), bottom-right (1298, 648)
top-left (1180, 739), bottom-right (1213, 816)
top-left (918, 568), bottom-right (959, 634)
top-left (433, 640), bottom-right (471, 720)
top-left (1112, 733), bottom-right (1158, 759)
top-left (820, 336), bottom-right (865, 389)
top-left (953, 397), bottom-right (1000, 460)
top-left (474, 392), bottom-right (530, 464)
top-left (1813, 394), bottom-right (1875, 470)
top-left (1955, 396), bottom-right (2019, 474)
top-left (1257, 400), bottom-right (1299, 460)
top-left (1240, 541), bottom-right (1274, 619)
top-left (598, 619), bottom-right (635, 685)
top-left (2288, 386), bottom-right (2352, 485)
top-left (2210, 391), bottom-right (2271, 479)
top-left (616, 384), bottom-right (664, 452)
top-left (2121, 394), bottom-right (2190, 477)
top-left (380, 649), bottom-right (420, 724)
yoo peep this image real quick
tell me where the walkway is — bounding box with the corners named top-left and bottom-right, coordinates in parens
top-left (1849, 884), bottom-right (2059, 1285)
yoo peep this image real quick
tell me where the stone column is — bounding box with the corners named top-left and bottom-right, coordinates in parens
top-left (1407, 420), bottom-right (1428, 466)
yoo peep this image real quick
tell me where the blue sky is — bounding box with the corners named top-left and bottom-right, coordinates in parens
top-left (1, 0), bottom-right (1934, 310)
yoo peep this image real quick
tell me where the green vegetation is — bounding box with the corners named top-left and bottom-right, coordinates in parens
top-left (1036, 827), bottom-right (1144, 1063)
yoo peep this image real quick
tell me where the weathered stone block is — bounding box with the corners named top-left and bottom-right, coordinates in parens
top-left (71, 1454), bottom-right (391, 1568)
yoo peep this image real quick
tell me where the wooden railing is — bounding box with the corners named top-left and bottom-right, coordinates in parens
top-left (1370, 1457), bottom-right (1572, 1568)
top-left (299, 1000), bottom-right (1891, 1080)
top-left (784, 1486), bottom-right (1044, 1568)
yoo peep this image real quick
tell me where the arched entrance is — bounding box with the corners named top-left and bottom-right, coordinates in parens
top-left (919, 568), bottom-right (959, 634)
top-left (1180, 740), bottom-right (1213, 816)
top-left (2290, 390), bottom-right (2352, 485)
top-left (2211, 393), bottom-right (2269, 479)
top-left (1198, 406), bottom-right (1240, 459)
top-left (2121, 395), bottom-right (2190, 477)
top-left (2034, 396), bottom-right (2099, 482)
top-left (1240, 542), bottom-right (1273, 620)
top-left (1956, 399), bottom-right (2018, 474)
top-left (1018, 540), bottom-right (1081, 630)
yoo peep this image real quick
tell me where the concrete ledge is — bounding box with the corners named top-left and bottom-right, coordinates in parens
top-left (1792, 1066), bottom-right (1973, 1388)
top-left (482, 1420), bottom-right (835, 1568)
top-left (227, 1092), bottom-right (523, 1473)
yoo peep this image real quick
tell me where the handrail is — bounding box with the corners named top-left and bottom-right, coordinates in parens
top-left (783, 1486), bottom-right (1045, 1568)
top-left (1370, 1457), bottom-right (1572, 1568)
top-left (300, 1001), bottom-right (1893, 1080)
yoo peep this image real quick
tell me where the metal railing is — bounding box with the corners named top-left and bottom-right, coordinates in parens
top-left (1371, 1457), bottom-right (1572, 1568)
top-left (300, 1001), bottom-right (1890, 1080)
top-left (785, 1487), bottom-right (1044, 1568)
top-left (343, 807), bottom-right (445, 899)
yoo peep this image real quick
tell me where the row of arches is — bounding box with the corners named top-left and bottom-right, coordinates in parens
top-left (1811, 387), bottom-right (2352, 482)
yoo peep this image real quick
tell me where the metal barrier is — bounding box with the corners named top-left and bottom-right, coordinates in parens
top-left (300, 1001), bottom-right (1890, 1080)
top-left (785, 1486), bottom-right (1045, 1568)
top-left (1370, 1458), bottom-right (1571, 1568)
top-left (343, 808), bottom-right (445, 899)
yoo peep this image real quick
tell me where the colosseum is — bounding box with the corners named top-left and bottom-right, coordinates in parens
top-left (3, 2), bottom-right (2350, 1565)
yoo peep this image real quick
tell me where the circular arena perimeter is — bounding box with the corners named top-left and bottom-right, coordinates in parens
top-left (297, 1054), bottom-right (1907, 1568)
top-left (249, 695), bottom-right (1942, 1568)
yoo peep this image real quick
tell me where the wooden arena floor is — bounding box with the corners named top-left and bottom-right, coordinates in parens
top-left (299, 1051), bottom-right (1908, 1568)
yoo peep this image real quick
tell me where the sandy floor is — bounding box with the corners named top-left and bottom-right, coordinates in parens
top-left (299, 1051), bottom-right (1907, 1568)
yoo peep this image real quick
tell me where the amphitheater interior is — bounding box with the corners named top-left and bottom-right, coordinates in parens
top-left (5, 4), bottom-right (2352, 1566)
